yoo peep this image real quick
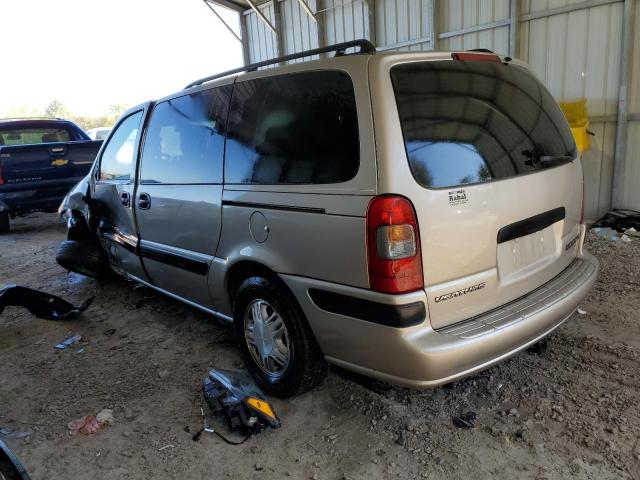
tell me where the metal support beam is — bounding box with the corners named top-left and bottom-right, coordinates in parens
top-left (246, 0), bottom-right (277, 33)
top-left (365, 0), bottom-right (376, 46)
top-left (203, 0), bottom-right (242, 43)
top-left (316, 0), bottom-right (326, 57)
top-left (611, 0), bottom-right (635, 208)
top-left (509, 0), bottom-right (519, 57)
top-left (273, 0), bottom-right (286, 57)
top-left (296, 0), bottom-right (317, 22)
top-left (205, 0), bottom-right (246, 12)
top-left (378, 37), bottom-right (432, 51)
top-left (431, 0), bottom-right (440, 50)
top-left (240, 13), bottom-right (251, 65)
top-left (438, 18), bottom-right (511, 40)
top-left (519, 0), bottom-right (622, 22)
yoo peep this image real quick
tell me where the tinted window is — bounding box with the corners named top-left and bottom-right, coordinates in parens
top-left (99, 111), bottom-right (143, 181)
top-left (225, 71), bottom-right (359, 185)
top-left (140, 86), bottom-right (231, 184)
top-left (390, 61), bottom-right (576, 189)
top-left (0, 127), bottom-right (71, 146)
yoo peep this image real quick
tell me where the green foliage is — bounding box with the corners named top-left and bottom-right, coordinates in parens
top-left (4, 100), bottom-right (130, 132)
top-left (44, 100), bottom-right (69, 119)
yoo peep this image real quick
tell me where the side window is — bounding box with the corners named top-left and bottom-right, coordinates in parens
top-left (139, 86), bottom-right (231, 184)
top-left (225, 71), bottom-right (359, 185)
top-left (99, 111), bottom-right (143, 181)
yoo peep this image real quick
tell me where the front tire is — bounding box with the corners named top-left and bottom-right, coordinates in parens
top-left (0, 212), bottom-right (9, 234)
top-left (233, 276), bottom-right (327, 397)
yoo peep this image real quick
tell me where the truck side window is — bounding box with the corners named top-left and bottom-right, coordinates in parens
top-left (139, 86), bottom-right (232, 185)
top-left (224, 71), bottom-right (359, 185)
top-left (99, 111), bottom-right (143, 181)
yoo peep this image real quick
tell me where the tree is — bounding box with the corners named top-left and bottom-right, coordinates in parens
top-left (44, 100), bottom-right (68, 119)
top-left (109, 104), bottom-right (128, 119)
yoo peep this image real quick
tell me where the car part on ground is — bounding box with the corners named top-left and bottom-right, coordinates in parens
top-left (54, 334), bottom-right (82, 350)
top-left (203, 369), bottom-right (280, 432)
top-left (591, 209), bottom-right (640, 232)
top-left (233, 276), bottom-right (327, 398)
top-left (0, 439), bottom-right (31, 480)
top-left (56, 239), bottom-right (111, 278)
top-left (0, 285), bottom-right (93, 320)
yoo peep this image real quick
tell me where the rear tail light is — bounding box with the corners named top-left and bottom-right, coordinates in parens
top-left (0, 164), bottom-right (4, 185)
top-left (366, 196), bottom-right (424, 294)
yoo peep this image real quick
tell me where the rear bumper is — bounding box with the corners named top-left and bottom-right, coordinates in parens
top-left (0, 178), bottom-right (81, 213)
top-left (281, 251), bottom-right (599, 388)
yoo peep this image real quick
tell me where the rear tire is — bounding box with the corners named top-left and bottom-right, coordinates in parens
top-left (233, 276), bottom-right (327, 397)
top-left (0, 212), bottom-right (9, 234)
top-left (56, 240), bottom-right (111, 278)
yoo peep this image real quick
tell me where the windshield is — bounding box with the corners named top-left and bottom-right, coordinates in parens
top-left (390, 61), bottom-right (576, 189)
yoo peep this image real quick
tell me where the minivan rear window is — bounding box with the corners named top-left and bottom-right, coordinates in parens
top-left (390, 61), bottom-right (576, 189)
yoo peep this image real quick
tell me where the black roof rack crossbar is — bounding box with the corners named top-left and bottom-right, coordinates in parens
top-left (184, 39), bottom-right (376, 89)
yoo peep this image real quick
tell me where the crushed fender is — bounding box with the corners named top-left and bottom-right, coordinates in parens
top-left (0, 285), bottom-right (93, 320)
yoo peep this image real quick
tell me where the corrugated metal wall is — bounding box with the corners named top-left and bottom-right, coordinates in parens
top-left (281, 0), bottom-right (319, 59)
top-left (622, 0), bottom-right (640, 210)
top-left (438, 0), bottom-right (510, 54)
top-left (241, 0), bottom-right (638, 216)
top-left (375, 0), bottom-right (433, 51)
top-left (520, 0), bottom-right (624, 219)
top-left (243, 2), bottom-right (278, 62)
top-left (321, 0), bottom-right (369, 45)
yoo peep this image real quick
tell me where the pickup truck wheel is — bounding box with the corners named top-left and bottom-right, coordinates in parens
top-left (0, 212), bottom-right (9, 234)
top-left (56, 240), bottom-right (111, 278)
top-left (233, 276), bottom-right (327, 398)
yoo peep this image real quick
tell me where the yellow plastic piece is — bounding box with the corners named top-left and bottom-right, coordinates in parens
top-left (559, 98), bottom-right (590, 154)
top-left (246, 397), bottom-right (277, 421)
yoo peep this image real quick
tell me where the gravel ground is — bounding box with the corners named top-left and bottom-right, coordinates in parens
top-left (1, 213), bottom-right (639, 479)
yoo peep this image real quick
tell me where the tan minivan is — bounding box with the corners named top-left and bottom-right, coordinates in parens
top-left (57, 40), bottom-right (599, 397)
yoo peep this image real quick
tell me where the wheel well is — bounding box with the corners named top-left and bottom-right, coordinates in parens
top-left (226, 261), bottom-right (283, 306)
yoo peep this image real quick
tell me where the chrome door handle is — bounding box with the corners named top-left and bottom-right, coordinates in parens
top-left (120, 191), bottom-right (131, 207)
top-left (138, 192), bottom-right (151, 210)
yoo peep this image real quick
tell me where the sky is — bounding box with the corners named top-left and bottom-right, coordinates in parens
top-left (0, 0), bottom-right (243, 117)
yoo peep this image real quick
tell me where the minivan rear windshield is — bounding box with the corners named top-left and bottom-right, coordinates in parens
top-left (390, 61), bottom-right (576, 189)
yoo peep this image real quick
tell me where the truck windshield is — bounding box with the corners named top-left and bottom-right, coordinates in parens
top-left (0, 127), bottom-right (71, 146)
top-left (390, 61), bottom-right (576, 189)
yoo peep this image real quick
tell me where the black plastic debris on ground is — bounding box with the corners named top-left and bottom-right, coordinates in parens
top-left (591, 209), bottom-right (640, 232)
top-left (452, 411), bottom-right (477, 429)
top-left (0, 285), bottom-right (93, 320)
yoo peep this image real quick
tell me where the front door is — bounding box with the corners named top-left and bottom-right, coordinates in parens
top-left (93, 108), bottom-right (148, 281)
top-left (134, 84), bottom-right (232, 309)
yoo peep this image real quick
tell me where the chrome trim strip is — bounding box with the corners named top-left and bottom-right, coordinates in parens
top-left (126, 274), bottom-right (233, 323)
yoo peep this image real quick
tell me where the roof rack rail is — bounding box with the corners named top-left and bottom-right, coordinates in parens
top-left (184, 39), bottom-right (376, 89)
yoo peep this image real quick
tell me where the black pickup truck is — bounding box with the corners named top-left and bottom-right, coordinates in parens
top-left (0, 118), bottom-right (103, 233)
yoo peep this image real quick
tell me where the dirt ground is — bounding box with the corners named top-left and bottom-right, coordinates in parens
top-left (1, 213), bottom-right (639, 480)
